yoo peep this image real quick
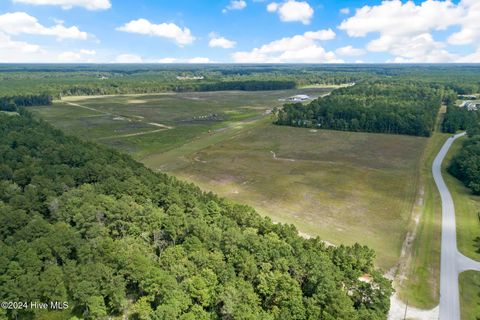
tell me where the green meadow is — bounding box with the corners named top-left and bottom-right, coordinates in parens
top-left (32, 89), bottom-right (428, 272)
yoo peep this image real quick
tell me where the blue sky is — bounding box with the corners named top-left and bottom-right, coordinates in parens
top-left (0, 0), bottom-right (479, 63)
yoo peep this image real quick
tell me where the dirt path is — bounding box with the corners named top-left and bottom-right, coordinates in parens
top-left (65, 101), bottom-right (173, 134)
top-left (270, 150), bottom-right (296, 162)
top-left (66, 102), bottom-right (111, 115)
top-left (388, 294), bottom-right (439, 320)
top-left (97, 129), bottom-right (167, 140)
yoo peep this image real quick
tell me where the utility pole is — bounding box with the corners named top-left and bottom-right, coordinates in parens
top-left (404, 300), bottom-right (408, 320)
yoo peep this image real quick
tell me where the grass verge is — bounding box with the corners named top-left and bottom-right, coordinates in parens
top-left (167, 123), bottom-right (427, 271)
top-left (396, 107), bottom-right (449, 308)
top-left (459, 271), bottom-right (480, 320)
top-left (396, 131), bottom-right (449, 308)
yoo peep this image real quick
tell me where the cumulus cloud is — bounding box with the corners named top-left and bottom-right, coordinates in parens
top-left (0, 32), bottom-right (99, 62)
top-left (338, 0), bottom-right (469, 62)
top-left (304, 29), bottom-right (336, 41)
top-left (456, 47), bottom-right (480, 63)
top-left (267, 2), bottom-right (278, 12)
top-left (12, 0), bottom-right (111, 10)
top-left (117, 19), bottom-right (195, 46)
top-left (157, 57), bottom-right (177, 63)
top-left (0, 32), bottom-right (41, 62)
top-left (339, 0), bottom-right (480, 47)
top-left (340, 8), bottom-right (350, 15)
top-left (0, 12), bottom-right (88, 40)
top-left (114, 54), bottom-right (143, 63)
top-left (209, 33), bottom-right (236, 49)
top-left (388, 34), bottom-right (457, 63)
top-left (188, 57), bottom-right (211, 63)
top-left (57, 49), bottom-right (96, 62)
top-left (267, 0), bottom-right (314, 24)
top-left (232, 29), bottom-right (340, 63)
top-left (223, 0), bottom-right (246, 13)
top-left (335, 45), bottom-right (365, 56)
top-left (448, 0), bottom-right (480, 45)
top-left (339, 0), bottom-right (462, 38)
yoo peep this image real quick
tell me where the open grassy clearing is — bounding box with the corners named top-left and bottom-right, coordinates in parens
top-left (459, 271), bottom-right (480, 320)
top-left (32, 88), bottom-right (428, 273)
top-left (391, 107), bottom-right (447, 309)
top-left (444, 136), bottom-right (480, 261)
top-left (31, 88), bottom-right (329, 158)
top-left (396, 131), bottom-right (448, 308)
top-left (154, 122), bottom-right (428, 271)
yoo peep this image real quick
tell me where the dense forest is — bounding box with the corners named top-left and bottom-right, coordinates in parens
top-left (1, 64), bottom-right (479, 107)
top-left (442, 104), bottom-right (479, 134)
top-left (196, 80), bottom-right (295, 92)
top-left (0, 94), bottom-right (52, 112)
top-left (0, 65), bottom-right (362, 100)
top-left (0, 112), bottom-right (392, 320)
top-left (448, 121), bottom-right (480, 195)
top-left (274, 81), bottom-right (443, 137)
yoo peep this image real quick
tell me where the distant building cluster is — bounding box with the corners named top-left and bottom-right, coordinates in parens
top-left (460, 101), bottom-right (480, 111)
top-left (176, 75), bottom-right (205, 80)
top-left (459, 95), bottom-right (477, 100)
top-left (281, 94), bottom-right (311, 102)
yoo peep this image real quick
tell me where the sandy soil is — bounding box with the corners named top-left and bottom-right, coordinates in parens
top-left (388, 294), bottom-right (439, 320)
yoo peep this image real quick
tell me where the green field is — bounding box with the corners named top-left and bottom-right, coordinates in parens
top-left (460, 271), bottom-right (480, 320)
top-left (396, 131), bottom-right (448, 308)
top-left (162, 123), bottom-right (426, 270)
top-left (31, 90), bottom-right (428, 272)
top-left (32, 88), bottom-right (329, 158)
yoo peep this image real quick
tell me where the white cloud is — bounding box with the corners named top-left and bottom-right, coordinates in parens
top-left (57, 49), bottom-right (96, 62)
top-left (335, 45), bottom-right (365, 56)
top-left (456, 47), bottom-right (480, 63)
top-left (0, 12), bottom-right (88, 40)
top-left (114, 54), bottom-right (143, 63)
top-left (0, 32), bottom-right (100, 62)
top-left (188, 57), bottom-right (211, 63)
top-left (304, 29), bottom-right (335, 41)
top-left (338, 1), bottom-right (480, 49)
top-left (267, 2), bottom-right (278, 12)
top-left (232, 29), bottom-right (339, 63)
top-left (267, 0), bottom-right (314, 24)
top-left (223, 0), bottom-right (246, 13)
top-left (384, 33), bottom-right (457, 63)
top-left (448, 0), bottom-right (480, 45)
top-left (340, 7), bottom-right (350, 15)
top-left (117, 19), bottom-right (195, 46)
top-left (0, 32), bottom-right (40, 56)
top-left (209, 33), bottom-right (236, 49)
top-left (13, 0), bottom-right (111, 10)
top-left (338, 0), bottom-right (469, 62)
top-left (339, 0), bottom-right (462, 38)
top-left (157, 57), bottom-right (177, 63)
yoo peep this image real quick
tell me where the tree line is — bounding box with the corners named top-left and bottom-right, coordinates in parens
top-left (0, 94), bottom-right (52, 112)
top-left (196, 80), bottom-right (296, 92)
top-left (448, 120), bottom-right (480, 195)
top-left (442, 103), bottom-right (479, 134)
top-left (274, 81), bottom-right (443, 137)
top-left (0, 112), bottom-right (392, 320)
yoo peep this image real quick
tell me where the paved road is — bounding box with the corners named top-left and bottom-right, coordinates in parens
top-left (433, 132), bottom-right (480, 320)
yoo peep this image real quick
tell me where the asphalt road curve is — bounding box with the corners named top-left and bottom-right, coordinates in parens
top-left (433, 132), bottom-right (480, 320)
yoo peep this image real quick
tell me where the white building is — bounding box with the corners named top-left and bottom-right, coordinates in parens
top-left (286, 94), bottom-right (310, 102)
top-left (461, 101), bottom-right (479, 111)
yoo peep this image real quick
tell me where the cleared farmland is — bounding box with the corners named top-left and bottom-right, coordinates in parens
top-left (31, 89), bottom-right (428, 271)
